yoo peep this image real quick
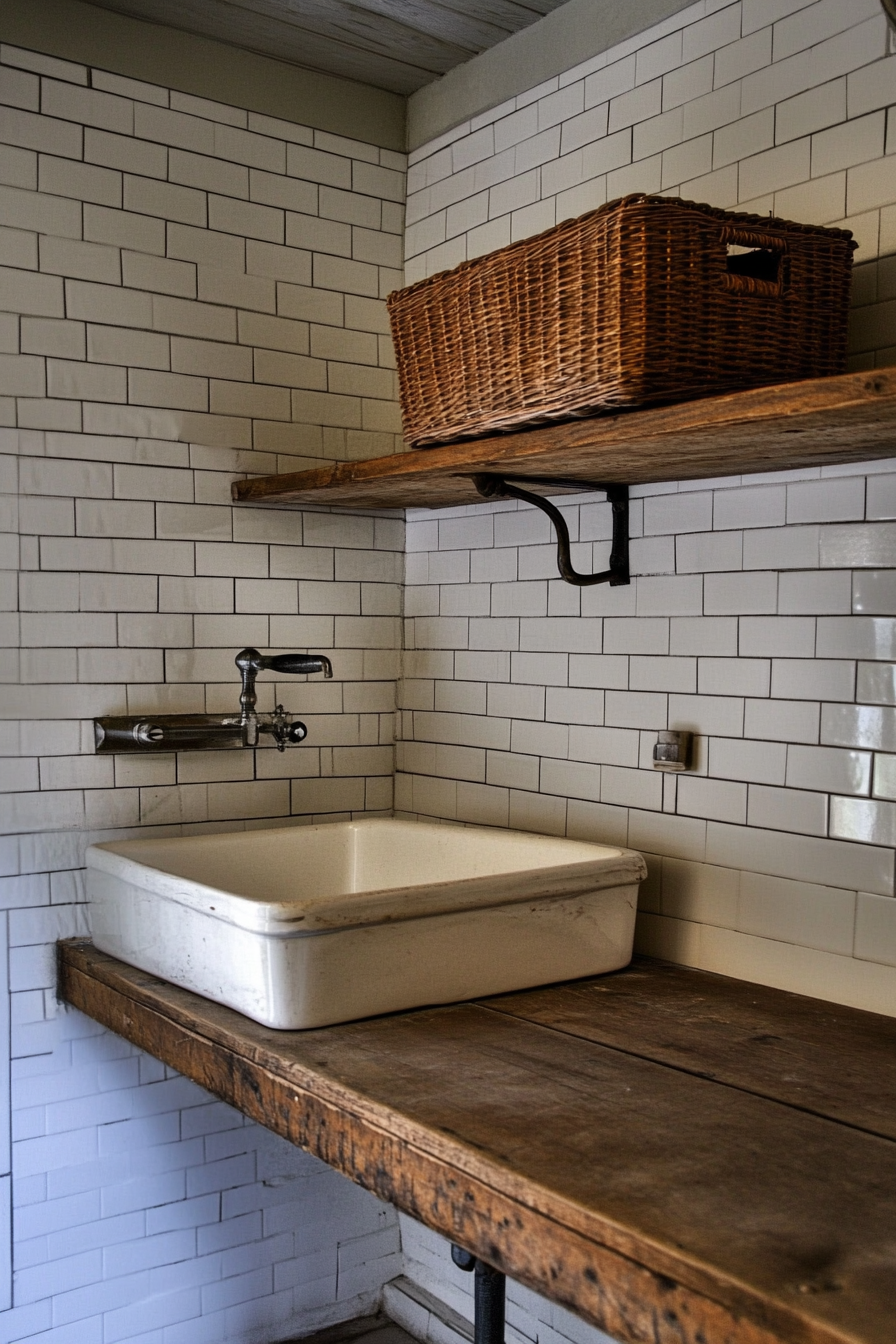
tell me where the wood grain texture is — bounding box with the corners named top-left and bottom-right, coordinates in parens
top-left (488, 959), bottom-right (896, 1141)
top-left (231, 370), bottom-right (896, 511)
top-left (58, 942), bottom-right (896, 1344)
top-left (89, 0), bottom-right (570, 93)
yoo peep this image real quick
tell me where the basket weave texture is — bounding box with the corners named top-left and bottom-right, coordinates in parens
top-left (387, 193), bottom-right (856, 449)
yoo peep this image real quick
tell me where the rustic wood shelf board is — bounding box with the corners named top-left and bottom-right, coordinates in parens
top-left (59, 942), bottom-right (896, 1344)
top-left (232, 371), bottom-right (896, 512)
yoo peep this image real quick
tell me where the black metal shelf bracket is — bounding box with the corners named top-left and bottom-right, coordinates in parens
top-left (471, 473), bottom-right (630, 587)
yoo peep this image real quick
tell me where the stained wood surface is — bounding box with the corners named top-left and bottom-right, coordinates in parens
top-left (58, 943), bottom-right (896, 1344)
top-left (232, 370), bottom-right (896, 512)
top-left (489, 960), bottom-right (896, 1141)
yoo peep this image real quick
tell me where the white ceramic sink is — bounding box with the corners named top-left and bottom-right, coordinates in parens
top-left (87, 818), bottom-right (647, 1029)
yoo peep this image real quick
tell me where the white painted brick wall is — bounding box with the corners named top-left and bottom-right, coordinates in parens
top-left (1, 40), bottom-right (405, 1343)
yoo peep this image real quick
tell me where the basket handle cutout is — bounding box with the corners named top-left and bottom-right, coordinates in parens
top-left (721, 226), bottom-right (787, 297)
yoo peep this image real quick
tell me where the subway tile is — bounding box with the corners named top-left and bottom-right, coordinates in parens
top-left (706, 818), bottom-right (893, 895)
top-left (540, 757), bottom-right (601, 803)
top-left (669, 692), bottom-right (745, 737)
top-left (872, 753), bottom-right (896, 801)
top-left (604, 690), bottom-right (668, 729)
top-left (635, 575), bottom-right (702, 616)
top-left (123, 176), bottom-right (205, 228)
top-left (770, 657), bottom-right (855, 701)
top-left (817, 616), bottom-right (896, 660)
top-left (666, 613), bottom-right (740, 657)
top-left (643, 490), bottom-right (713, 535)
top-left (787, 476), bottom-right (865, 524)
top-left (854, 891), bottom-right (896, 965)
top-left (738, 870), bottom-right (855, 953)
top-left (66, 280), bottom-right (152, 329)
top-left (570, 725), bottom-right (640, 768)
top-left (39, 236), bottom-right (120, 285)
top-left (747, 782), bottom-right (828, 835)
top-left (857, 661), bottom-right (896, 704)
top-left (0, 145), bottom-right (36, 196)
top-left (739, 617), bottom-right (815, 657)
top-left (865, 473), bottom-right (896, 520)
top-left (852, 571), bottom-right (896, 615)
top-left (509, 720), bottom-right (568, 760)
top-left (83, 203), bottom-right (165, 255)
top-left (743, 524), bottom-right (819, 570)
top-left (698, 658), bottom-right (770, 697)
top-left (831, 795), bottom-right (896, 848)
top-left (710, 735), bottom-right (786, 785)
top-left (786, 743), bottom-right (872, 795)
top-left (746, 693), bottom-right (822, 747)
top-left (820, 523), bottom-right (896, 568)
top-left (629, 808), bottom-right (707, 862)
top-left (705, 571), bottom-right (777, 614)
top-left (822, 702), bottom-right (896, 751)
top-left (779, 569), bottom-right (851, 614)
top-left (601, 764), bottom-right (663, 811)
top-left (545, 687), bottom-right (605, 724)
top-left (678, 774), bottom-right (747, 824)
top-left (659, 856), bottom-right (738, 927)
top-left (604, 617), bottom-right (669, 654)
top-left (0, 265), bottom-right (64, 317)
top-left (1, 106), bottom-right (82, 159)
top-left (568, 654), bottom-right (629, 688)
top-left (676, 529), bottom-right (742, 572)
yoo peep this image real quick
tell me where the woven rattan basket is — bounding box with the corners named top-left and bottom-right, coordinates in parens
top-left (387, 193), bottom-right (856, 449)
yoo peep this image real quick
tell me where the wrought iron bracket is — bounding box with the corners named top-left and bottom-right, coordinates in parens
top-left (471, 473), bottom-right (630, 587)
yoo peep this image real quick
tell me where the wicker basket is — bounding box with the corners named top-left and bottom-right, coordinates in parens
top-left (387, 193), bottom-right (856, 449)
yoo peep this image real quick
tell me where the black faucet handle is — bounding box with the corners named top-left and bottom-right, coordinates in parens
top-left (235, 648), bottom-right (333, 681)
top-left (262, 653), bottom-right (333, 678)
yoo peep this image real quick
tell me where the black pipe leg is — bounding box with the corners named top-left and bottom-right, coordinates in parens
top-left (451, 1244), bottom-right (505, 1344)
top-left (474, 1260), bottom-right (505, 1344)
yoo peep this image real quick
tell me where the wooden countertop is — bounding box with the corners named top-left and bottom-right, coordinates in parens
top-left (231, 370), bottom-right (896, 511)
top-left (58, 941), bottom-right (896, 1344)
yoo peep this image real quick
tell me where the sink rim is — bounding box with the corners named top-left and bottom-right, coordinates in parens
top-left (87, 817), bottom-right (647, 936)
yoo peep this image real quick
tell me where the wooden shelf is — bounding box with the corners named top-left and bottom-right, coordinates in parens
top-left (60, 940), bottom-right (896, 1344)
top-left (232, 370), bottom-right (896, 512)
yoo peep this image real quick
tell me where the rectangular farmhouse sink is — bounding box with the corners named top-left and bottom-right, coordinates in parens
top-left (87, 819), bottom-right (647, 1029)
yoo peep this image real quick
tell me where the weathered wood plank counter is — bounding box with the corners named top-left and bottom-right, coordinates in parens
top-left (58, 941), bottom-right (896, 1344)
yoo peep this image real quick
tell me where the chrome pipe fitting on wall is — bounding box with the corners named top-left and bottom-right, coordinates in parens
top-left (94, 648), bottom-right (333, 755)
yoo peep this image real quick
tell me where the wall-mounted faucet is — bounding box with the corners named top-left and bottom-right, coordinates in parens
top-left (235, 647), bottom-right (332, 747)
top-left (94, 648), bottom-right (334, 755)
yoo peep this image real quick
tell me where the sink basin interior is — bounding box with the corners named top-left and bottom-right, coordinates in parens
top-left (87, 818), bottom-right (647, 1029)
top-left (93, 818), bottom-right (637, 914)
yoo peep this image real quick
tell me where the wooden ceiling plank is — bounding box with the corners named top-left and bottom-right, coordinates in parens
top-left (228, 0), bottom-right (477, 67)
top-left (231, 371), bottom-right (896, 512)
top-left (91, 0), bottom-right (453, 89)
top-left (90, 0), bottom-right (575, 92)
top-left (343, 0), bottom-right (515, 51)
top-left (439, 0), bottom-right (573, 21)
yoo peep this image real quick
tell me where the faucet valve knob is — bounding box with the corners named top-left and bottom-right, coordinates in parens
top-left (134, 721), bottom-right (164, 744)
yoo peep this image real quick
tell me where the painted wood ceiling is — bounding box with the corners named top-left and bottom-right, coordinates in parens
top-left (87, 0), bottom-right (574, 95)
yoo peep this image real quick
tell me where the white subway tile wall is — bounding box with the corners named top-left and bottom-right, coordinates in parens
top-left (399, 0), bottom-right (896, 1022)
top-left (2, 42), bottom-right (404, 1342)
top-left (6, 2), bottom-right (896, 1341)
top-left (404, 0), bottom-right (895, 366)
